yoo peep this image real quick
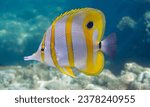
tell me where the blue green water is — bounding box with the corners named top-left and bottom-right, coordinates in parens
top-left (0, 0), bottom-right (150, 74)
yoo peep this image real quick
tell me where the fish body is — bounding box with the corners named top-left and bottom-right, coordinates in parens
top-left (24, 8), bottom-right (116, 77)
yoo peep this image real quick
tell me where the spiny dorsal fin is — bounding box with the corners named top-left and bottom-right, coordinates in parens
top-left (55, 8), bottom-right (81, 21)
top-left (53, 8), bottom-right (92, 22)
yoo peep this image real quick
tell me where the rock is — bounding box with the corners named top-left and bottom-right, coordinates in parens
top-left (91, 69), bottom-right (117, 86)
top-left (0, 62), bottom-right (150, 90)
top-left (117, 16), bottom-right (137, 31)
top-left (107, 78), bottom-right (128, 90)
top-left (91, 70), bottom-right (128, 90)
top-left (120, 71), bottom-right (137, 84)
top-left (43, 79), bottom-right (69, 90)
top-left (124, 63), bottom-right (146, 75)
top-left (71, 74), bottom-right (91, 89)
top-left (84, 84), bottom-right (103, 90)
top-left (127, 64), bottom-right (150, 89)
top-left (69, 83), bottom-right (82, 90)
top-left (27, 63), bottom-right (51, 81)
top-left (8, 83), bottom-right (30, 90)
top-left (129, 81), bottom-right (150, 90)
top-left (144, 11), bottom-right (150, 35)
top-left (0, 70), bottom-right (15, 89)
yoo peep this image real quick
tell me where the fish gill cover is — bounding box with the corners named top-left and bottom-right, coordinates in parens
top-left (0, 0), bottom-right (150, 89)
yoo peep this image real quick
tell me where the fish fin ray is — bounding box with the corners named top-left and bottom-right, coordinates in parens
top-left (63, 66), bottom-right (76, 78)
top-left (54, 8), bottom-right (93, 22)
top-left (58, 66), bottom-right (76, 78)
top-left (101, 32), bottom-right (117, 57)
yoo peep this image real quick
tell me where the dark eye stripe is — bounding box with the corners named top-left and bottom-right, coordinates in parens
top-left (87, 21), bottom-right (93, 29)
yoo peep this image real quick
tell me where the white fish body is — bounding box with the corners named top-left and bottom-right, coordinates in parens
top-left (24, 8), bottom-right (116, 78)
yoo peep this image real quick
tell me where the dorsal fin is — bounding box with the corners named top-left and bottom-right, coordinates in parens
top-left (53, 8), bottom-right (92, 22)
top-left (55, 8), bottom-right (81, 21)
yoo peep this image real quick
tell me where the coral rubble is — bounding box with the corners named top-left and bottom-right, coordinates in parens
top-left (0, 62), bottom-right (150, 90)
top-left (117, 16), bottom-right (137, 31)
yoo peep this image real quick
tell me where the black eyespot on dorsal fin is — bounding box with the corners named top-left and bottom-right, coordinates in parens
top-left (41, 48), bottom-right (44, 51)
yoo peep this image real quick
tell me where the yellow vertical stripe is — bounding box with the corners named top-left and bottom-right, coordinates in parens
top-left (50, 18), bottom-right (75, 77)
top-left (82, 15), bottom-right (94, 72)
top-left (41, 33), bottom-right (46, 62)
top-left (81, 11), bottom-right (105, 75)
top-left (82, 27), bottom-right (104, 75)
top-left (94, 50), bottom-right (104, 75)
top-left (65, 15), bottom-right (75, 66)
top-left (50, 20), bottom-right (59, 68)
top-left (84, 31), bottom-right (94, 71)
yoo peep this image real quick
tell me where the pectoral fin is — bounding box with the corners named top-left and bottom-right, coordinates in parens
top-left (58, 66), bottom-right (76, 78)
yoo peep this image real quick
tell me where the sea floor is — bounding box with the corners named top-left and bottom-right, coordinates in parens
top-left (0, 62), bottom-right (150, 90)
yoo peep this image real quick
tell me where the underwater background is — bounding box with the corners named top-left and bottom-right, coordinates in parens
top-left (0, 0), bottom-right (150, 90)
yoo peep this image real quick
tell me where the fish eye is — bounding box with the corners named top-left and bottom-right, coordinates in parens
top-left (86, 21), bottom-right (94, 29)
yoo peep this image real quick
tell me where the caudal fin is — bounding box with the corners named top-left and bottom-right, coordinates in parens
top-left (101, 33), bottom-right (117, 57)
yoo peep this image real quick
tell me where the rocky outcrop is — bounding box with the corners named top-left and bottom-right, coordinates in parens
top-left (0, 62), bottom-right (150, 90)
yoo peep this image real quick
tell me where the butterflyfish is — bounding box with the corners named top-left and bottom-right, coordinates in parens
top-left (24, 8), bottom-right (116, 78)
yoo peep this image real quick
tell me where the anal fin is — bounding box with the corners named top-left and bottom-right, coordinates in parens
top-left (58, 66), bottom-right (76, 78)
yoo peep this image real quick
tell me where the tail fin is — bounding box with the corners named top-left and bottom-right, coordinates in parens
top-left (101, 33), bottom-right (116, 57)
